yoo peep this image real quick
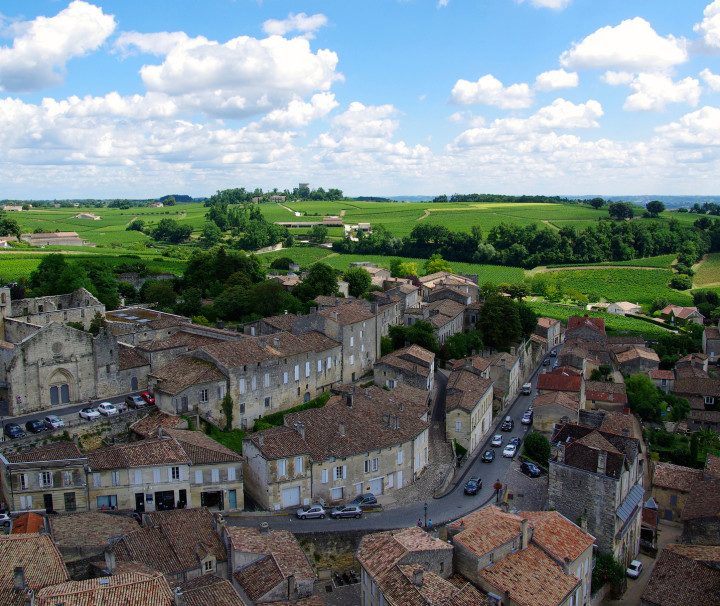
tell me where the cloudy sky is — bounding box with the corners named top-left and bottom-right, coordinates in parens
top-left (1, 1), bottom-right (720, 199)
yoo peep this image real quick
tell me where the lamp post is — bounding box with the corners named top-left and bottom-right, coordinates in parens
top-left (424, 502), bottom-right (428, 528)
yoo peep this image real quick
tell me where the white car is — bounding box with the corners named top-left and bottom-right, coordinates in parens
top-left (0, 513), bottom-right (10, 528)
top-left (79, 407), bottom-right (100, 420)
top-left (491, 434), bottom-right (503, 447)
top-left (97, 402), bottom-right (119, 416)
top-left (43, 415), bottom-right (65, 429)
top-left (626, 560), bottom-right (643, 579)
top-left (502, 444), bottom-right (517, 458)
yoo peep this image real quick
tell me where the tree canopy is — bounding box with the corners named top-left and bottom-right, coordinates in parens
top-left (343, 267), bottom-right (372, 298)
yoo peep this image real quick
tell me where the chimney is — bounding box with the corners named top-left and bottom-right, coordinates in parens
top-left (214, 513), bottom-right (226, 537)
top-left (413, 364), bottom-right (418, 373)
top-left (412, 568), bottom-right (423, 586)
top-left (339, 422), bottom-right (345, 437)
top-left (297, 422), bottom-right (306, 439)
top-left (258, 433), bottom-right (264, 447)
top-left (260, 521), bottom-right (270, 534)
top-left (104, 549), bottom-right (116, 574)
top-left (465, 357), bottom-right (471, 368)
top-left (310, 307), bottom-right (317, 314)
top-left (13, 567), bottom-right (25, 591)
top-left (597, 450), bottom-right (608, 475)
top-left (520, 519), bottom-right (529, 550)
top-left (72, 433), bottom-right (80, 448)
top-left (288, 574), bottom-right (297, 598)
top-left (365, 388), bottom-right (371, 397)
top-left (174, 587), bottom-right (185, 606)
top-left (557, 442), bottom-right (565, 464)
top-left (346, 394), bottom-right (353, 408)
top-left (259, 338), bottom-right (266, 348)
top-left (622, 407), bottom-right (630, 416)
top-left (397, 401), bottom-right (403, 411)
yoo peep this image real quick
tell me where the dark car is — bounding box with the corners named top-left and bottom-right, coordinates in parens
top-left (543, 358), bottom-right (551, 366)
top-left (351, 493), bottom-right (377, 507)
top-left (509, 436), bottom-right (521, 448)
top-left (481, 450), bottom-right (495, 463)
top-left (125, 395), bottom-right (146, 409)
top-left (501, 416), bottom-right (514, 431)
top-left (25, 419), bottom-right (46, 434)
top-left (520, 462), bottom-right (542, 478)
top-left (550, 349), bottom-right (557, 357)
top-left (464, 477), bottom-right (482, 495)
top-left (4, 423), bottom-right (26, 439)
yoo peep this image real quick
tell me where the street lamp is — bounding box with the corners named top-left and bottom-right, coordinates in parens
top-left (493, 479), bottom-right (503, 504)
top-left (424, 502), bottom-right (428, 528)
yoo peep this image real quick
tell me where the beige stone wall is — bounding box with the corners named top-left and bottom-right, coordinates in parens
top-left (188, 462), bottom-right (244, 511)
top-left (2, 464), bottom-right (89, 513)
top-left (88, 465), bottom-right (191, 511)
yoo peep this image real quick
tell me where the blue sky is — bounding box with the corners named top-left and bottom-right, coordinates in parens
top-left (1, 1), bottom-right (720, 199)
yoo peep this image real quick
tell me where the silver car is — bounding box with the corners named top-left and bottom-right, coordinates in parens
top-left (330, 505), bottom-right (362, 519)
top-left (296, 504), bottom-right (326, 519)
top-left (43, 415), bottom-right (65, 429)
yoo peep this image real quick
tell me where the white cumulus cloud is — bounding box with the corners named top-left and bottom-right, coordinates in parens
top-left (517, 0), bottom-right (572, 10)
top-left (450, 74), bottom-right (533, 109)
top-left (535, 69), bottom-right (578, 91)
top-left (655, 106), bottom-right (720, 147)
top-left (700, 68), bottom-right (720, 90)
top-left (623, 74), bottom-right (701, 112)
top-left (560, 17), bottom-right (687, 71)
top-left (0, 1), bottom-right (116, 92)
top-left (694, 1), bottom-right (720, 48)
top-left (602, 71), bottom-right (635, 85)
top-left (262, 13), bottom-right (328, 38)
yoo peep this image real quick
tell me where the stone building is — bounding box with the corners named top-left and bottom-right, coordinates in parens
top-left (445, 363), bottom-right (494, 456)
top-left (20, 231), bottom-right (86, 246)
top-left (373, 344), bottom-right (435, 391)
top-left (703, 321), bottom-right (720, 363)
top-left (566, 316), bottom-right (607, 342)
top-left (532, 391), bottom-right (581, 435)
top-left (614, 346), bottom-right (660, 375)
top-left (418, 271), bottom-right (479, 302)
top-left (404, 298), bottom-right (466, 344)
top-left (549, 423), bottom-right (643, 566)
top-left (584, 381), bottom-right (628, 411)
top-left (660, 305), bottom-right (705, 326)
top-left (651, 462), bottom-right (703, 523)
top-left (242, 384), bottom-right (430, 510)
top-left (534, 317), bottom-right (563, 352)
top-left (488, 351), bottom-right (521, 405)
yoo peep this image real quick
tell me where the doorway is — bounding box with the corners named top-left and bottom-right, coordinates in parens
top-left (135, 493), bottom-right (145, 513)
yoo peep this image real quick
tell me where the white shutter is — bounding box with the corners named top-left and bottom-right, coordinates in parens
top-left (212, 468), bottom-right (220, 483)
top-left (239, 379), bottom-right (245, 394)
top-left (153, 468), bottom-right (161, 483)
top-left (294, 365), bottom-right (299, 380)
top-left (317, 359), bottom-right (322, 372)
top-left (167, 468), bottom-right (173, 482)
top-left (195, 469), bottom-right (203, 484)
top-left (228, 467), bottom-right (236, 481)
top-left (343, 465), bottom-right (347, 479)
top-left (322, 469), bottom-right (328, 484)
top-left (283, 372), bottom-right (288, 384)
top-left (134, 470), bottom-right (142, 485)
top-left (305, 362), bottom-right (310, 377)
top-left (388, 473), bottom-right (394, 488)
top-left (397, 450), bottom-right (403, 465)
top-left (327, 356), bottom-right (332, 369)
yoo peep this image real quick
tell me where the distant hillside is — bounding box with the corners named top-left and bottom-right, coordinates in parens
top-left (158, 194), bottom-right (195, 203)
top-left (575, 195), bottom-right (720, 209)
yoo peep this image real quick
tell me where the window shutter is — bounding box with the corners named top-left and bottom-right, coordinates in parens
top-left (228, 467), bottom-right (236, 481)
top-left (343, 465), bottom-right (347, 479)
top-left (195, 470), bottom-right (203, 484)
top-left (167, 468), bottom-right (173, 482)
top-left (322, 469), bottom-right (328, 484)
top-left (134, 470), bottom-right (142, 485)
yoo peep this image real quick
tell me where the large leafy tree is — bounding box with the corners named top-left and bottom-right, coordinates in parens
top-left (626, 374), bottom-right (662, 421)
top-left (646, 200), bottom-right (665, 217)
top-left (423, 254), bottom-right (452, 275)
top-left (29, 254), bottom-right (67, 295)
top-left (0, 212), bottom-right (21, 238)
top-left (478, 295), bottom-right (521, 349)
top-left (152, 218), bottom-right (192, 243)
top-left (343, 267), bottom-right (372, 298)
top-left (293, 262), bottom-right (338, 302)
top-left (523, 433), bottom-right (551, 464)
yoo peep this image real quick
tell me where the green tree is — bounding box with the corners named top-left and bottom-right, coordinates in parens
top-left (152, 218), bottom-right (192, 243)
top-left (88, 310), bottom-right (108, 336)
top-left (626, 374), bottom-right (661, 421)
top-left (523, 432), bottom-right (551, 464)
top-left (176, 287), bottom-right (202, 317)
top-left (117, 281), bottom-right (138, 303)
top-left (221, 393), bottom-right (233, 430)
top-left (270, 256), bottom-right (295, 270)
top-left (142, 280), bottom-right (177, 308)
top-left (592, 552), bottom-right (624, 593)
top-left (445, 330), bottom-right (483, 360)
top-left (589, 198), bottom-right (605, 209)
top-left (29, 254), bottom-right (67, 295)
top-left (214, 285), bottom-right (249, 320)
top-left (343, 267), bottom-right (372, 298)
top-left (690, 432), bottom-right (699, 464)
top-left (423, 254), bottom-right (452, 275)
top-left (56, 263), bottom-right (93, 294)
top-left (293, 262), bottom-right (338, 302)
top-left (200, 222), bottom-right (222, 247)
top-left (126, 219), bottom-right (145, 232)
top-left (646, 200), bottom-right (665, 217)
top-left (0, 212), bottom-right (21, 238)
top-left (478, 295), bottom-right (521, 349)
top-left (311, 224), bottom-right (328, 243)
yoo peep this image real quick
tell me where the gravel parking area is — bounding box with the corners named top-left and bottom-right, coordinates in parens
top-left (503, 460), bottom-right (548, 512)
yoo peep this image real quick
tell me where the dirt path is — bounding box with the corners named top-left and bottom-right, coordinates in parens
top-left (415, 209), bottom-right (430, 221)
top-left (541, 219), bottom-right (560, 231)
top-left (125, 215), bottom-right (138, 227)
top-left (278, 204), bottom-right (296, 214)
top-left (340, 209), bottom-right (346, 217)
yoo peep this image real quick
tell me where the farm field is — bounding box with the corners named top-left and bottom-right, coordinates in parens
top-left (545, 254), bottom-right (677, 270)
top-left (527, 301), bottom-right (673, 339)
top-left (694, 253), bottom-right (720, 286)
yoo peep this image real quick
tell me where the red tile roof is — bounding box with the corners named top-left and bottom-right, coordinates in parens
top-left (445, 368), bottom-right (494, 413)
top-left (522, 510), bottom-right (595, 562)
top-left (150, 356), bottom-right (226, 395)
top-left (176, 574), bottom-right (244, 606)
top-left (4, 441), bottom-right (84, 463)
top-left (585, 380), bottom-right (628, 404)
top-left (537, 372), bottom-right (582, 393)
top-left (567, 316), bottom-right (606, 336)
top-left (448, 506), bottom-right (524, 556)
top-left (163, 428), bottom-right (242, 464)
top-left (10, 513), bottom-right (44, 534)
top-left (653, 462), bottom-right (704, 493)
top-left (34, 572), bottom-right (174, 606)
top-left (130, 411), bottom-right (186, 438)
top-left (650, 369), bottom-right (675, 380)
top-left (87, 438), bottom-right (190, 470)
top-left (681, 478), bottom-right (720, 521)
top-left (49, 512), bottom-right (140, 549)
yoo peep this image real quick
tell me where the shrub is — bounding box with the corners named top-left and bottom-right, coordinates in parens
top-left (523, 432), bottom-right (551, 464)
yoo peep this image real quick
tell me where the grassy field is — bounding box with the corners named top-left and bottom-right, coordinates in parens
top-left (695, 253), bottom-right (720, 286)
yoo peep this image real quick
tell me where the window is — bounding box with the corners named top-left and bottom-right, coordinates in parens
top-left (153, 468), bottom-right (161, 483)
top-left (93, 473), bottom-right (101, 488)
top-left (705, 396), bottom-right (715, 405)
top-left (294, 365), bottom-right (300, 381)
top-left (397, 450), bottom-right (403, 465)
top-left (111, 471), bottom-right (121, 487)
top-left (670, 494), bottom-right (678, 506)
top-left (372, 458), bottom-right (379, 472)
top-left (295, 457), bottom-right (304, 475)
top-left (239, 403), bottom-right (245, 414)
top-left (360, 330), bottom-right (363, 338)
top-left (218, 385), bottom-right (225, 399)
top-left (251, 375), bottom-right (257, 391)
top-left (388, 473), bottom-right (394, 488)
top-left (63, 471), bottom-right (73, 486)
top-left (134, 470), bottom-right (142, 485)
top-left (204, 560), bottom-right (214, 572)
top-left (171, 467), bottom-right (180, 481)
top-left (211, 468), bottom-right (220, 483)
top-left (18, 474), bottom-right (28, 490)
top-left (364, 460), bottom-right (371, 474)
top-left (239, 379), bottom-right (246, 394)
top-left (317, 359), bottom-right (322, 372)
top-left (265, 396), bottom-right (271, 409)
top-left (64, 492), bottom-right (76, 512)
top-left (195, 470), bottom-right (203, 483)
top-left (283, 372), bottom-right (288, 384)
top-left (350, 355), bottom-right (355, 365)
top-left (199, 389), bottom-right (208, 403)
top-left (20, 495), bottom-right (32, 510)
top-left (335, 466), bottom-right (345, 480)
top-left (321, 469), bottom-right (329, 484)
top-left (264, 373), bottom-right (270, 388)
top-left (40, 472), bottom-right (53, 488)
top-left (327, 356), bottom-right (332, 369)
top-left (350, 336), bottom-right (354, 347)
top-left (456, 420), bottom-right (462, 432)
top-left (228, 467), bottom-right (236, 481)
top-left (305, 361), bottom-right (310, 377)
top-left (278, 460), bottom-right (287, 477)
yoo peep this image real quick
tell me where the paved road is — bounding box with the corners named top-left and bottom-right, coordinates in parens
top-left (227, 356), bottom-right (549, 533)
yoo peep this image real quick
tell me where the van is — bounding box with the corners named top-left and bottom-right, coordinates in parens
top-left (522, 382), bottom-right (532, 395)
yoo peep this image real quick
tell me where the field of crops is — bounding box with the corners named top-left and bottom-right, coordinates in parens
top-left (694, 253), bottom-right (720, 286)
top-left (527, 301), bottom-right (673, 339)
top-left (541, 268), bottom-right (693, 307)
top-left (546, 254), bottom-right (677, 270)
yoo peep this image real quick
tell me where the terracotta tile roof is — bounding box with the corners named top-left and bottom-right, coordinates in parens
top-left (118, 346), bottom-right (149, 370)
top-left (650, 369), bottom-right (675, 380)
top-left (612, 301), bottom-right (641, 311)
top-left (640, 544), bottom-right (720, 606)
top-left (313, 295), bottom-right (351, 307)
top-left (451, 356), bottom-right (492, 372)
top-left (705, 453), bottom-right (720, 478)
top-left (234, 554), bottom-right (284, 601)
top-left (445, 368), bottom-right (494, 413)
top-left (678, 352), bottom-right (709, 364)
top-left (607, 336), bottom-right (645, 345)
top-left (491, 351), bottom-right (519, 369)
top-left (87, 438), bottom-right (190, 470)
top-left (681, 478), bottom-right (720, 521)
top-left (177, 574), bottom-right (244, 606)
top-left (653, 462), bottom-right (704, 493)
top-left (317, 301), bottom-right (377, 325)
top-left (575, 430), bottom-right (622, 453)
top-left (537, 317), bottom-right (560, 328)
top-left (34, 572), bottom-right (174, 606)
top-left (49, 512), bottom-right (140, 548)
top-left (537, 372), bottom-right (582, 393)
top-left (448, 506), bottom-right (524, 556)
top-left (567, 316), bottom-right (606, 336)
top-left (479, 543), bottom-right (580, 606)
top-left (10, 513), bottom-right (44, 534)
top-left (112, 527), bottom-right (185, 575)
top-left (598, 411), bottom-right (639, 438)
top-left (673, 377), bottom-right (720, 399)
top-left (244, 425), bottom-right (312, 460)
top-left (4, 442), bottom-right (84, 463)
top-left (532, 391), bottom-right (579, 411)
top-left (675, 366), bottom-right (710, 380)
top-left (585, 381), bottom-right (628, 404)
top-left (661, 305), bottom-right (702, 319)
top-left (224, 527), bottom-right (315, 582)
top-left (522, 510), bottom-right (595, 562)
top-left (138, 330), bottom-right (223, 352)
top-left (130, 411), bottom-right (185, 438)
top-left (262, 314), bottom-right (297, 332)
top-left (379, 564), bottom-right (486, 606)
top-left (163, 428), bottom-right (242, 464)
top-left (142, 507), bottom-right (227, 568)
top-left (615, 346), bottom-right (660, 364)
top-left (0, 534), bottom-right (70, 606)
top-left (150, 356), bottom-right (226, 396)
top-left (706, 326), bottom-right (720, 341)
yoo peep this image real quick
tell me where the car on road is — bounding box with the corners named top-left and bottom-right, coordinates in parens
top-left (25, 419), bottom-right (46, 434)
top-left (626, 560), bottom-right (643, 579)
top-left (43, 415), bottom-right (65, 430)
top-left (543, 358), bottom-right (551, 365)
top-left (509, 437), bottom-right (520, 448)
top-left (140, 391), bottom-right (155, 405)
top-left (0, 513), bottom-right (10, 527)
top-left (481, 450), bottom-right (495, 463)
top-left (125, 395), bottom-right (146, 409)
top-left (79, 407), bottom-right (100, 420)
top-left (522, 382), bottom-right (532, 395)
top-left (97, 402), bottom-right (119, 416)
top-left (553, 361), bottom-right (560, 370)
top-left (352, 493), bottom-right (377, 507)
top-left (330, 505), bottom-right (363, 519)
top-left (520, 462), bottom-right (541, 477)
top-left (550, 349), bottom-right (557, 357)
top-left (501, 416), bottom-right (514, 431)
top-left (503, 444), bottom-right (517, 458)
top-left (491, 434), bottom-right (503, 447)
top-left (464, 477), bottom-right (482, 495)
top-left (522, 412), bottom-right (533, 425)
top-left (4, 423), bottom-right (26, 439)
top-left (296, 504), bottom-right (327, 519)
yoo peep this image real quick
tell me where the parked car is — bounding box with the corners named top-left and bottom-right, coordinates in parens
top-left (553, 361), bottom-right (560, 370)
top-left (25, 419), bottom-right (45, 434)
top-left (464, 477), bottom-right (482, 495)
top-left (0, 513), bottom-right (10, 527)
top-left (509, 437), bottom-right (520, 448)
top-left (550, 349), bottom-right (557, 357)
top-left (330, 505), bottom-right (363, 519)
top-left (79, 407), bottom-right (100, 420)
top-left (481, 449), bottom-right (495, 463)
top-left (501, 416), bottom-right (514, 431)
top-left (4, 423), bottom-right (26, 439)
top-left (97, 402), bottom-right (119, 416)
top-left (520, 462), bottom-right (541, 477)
top-left (43, 415), bottom-right (65, 430)
top-left (626, 560), bottom-right (643, 579)
top-left (351, 493), bottom-right (378, 507)
top-left (522, 382), bottom-right (532, 395)
top-left (140, 391), bottom-right (155, 405)
top-left (296, 504), bottom-right (326, 519)
top-left (491, 434), bottom-right (503, 447)
top-left (522, 412), bottom-right (533, 425)
top-left (543, 358), bottom-right (551, 365)
top-left (125, 395), bottom-right (146, 409)
top-left (503, 444), bottom-right (517, 458)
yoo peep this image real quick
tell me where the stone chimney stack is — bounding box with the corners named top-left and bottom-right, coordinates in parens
top-left (597, 450), bottom-right (608, 475)
top-left (13, 567), bottom-right (25, 591)
top-left (520, 519), bottom-right (529, 550)
top-left (339, 422), bottom-right (345, 437)
top-left (174, 587), bottom-right (185, 606)
top-left (412, 568), bottom-right (423, 586)
top-left (260, 521), bottom-right (270, 534)
top-left (104, 549), bottom-right (116, 574)
top-left (258, 433), bottom-right (264, 447)
top-left (297, 422), bottom-right (305, 439)
top-left (346, 394), bottom-right (353, 408)
top-left (557, 442), bottom-right (566, 464)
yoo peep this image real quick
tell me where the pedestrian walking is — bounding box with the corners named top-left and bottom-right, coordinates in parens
top-left (428, 519), bottom-right (432, 529)
top-left (417, 518), bottom-right (422, 527)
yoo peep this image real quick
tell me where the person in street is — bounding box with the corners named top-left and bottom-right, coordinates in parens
top-left (428, 519), bottom-right (432, 529)
top-left (417, 518), bottom-right (422, 527)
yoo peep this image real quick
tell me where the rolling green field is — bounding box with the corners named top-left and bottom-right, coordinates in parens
top-left (695, 253), bottom-right (720, 286)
